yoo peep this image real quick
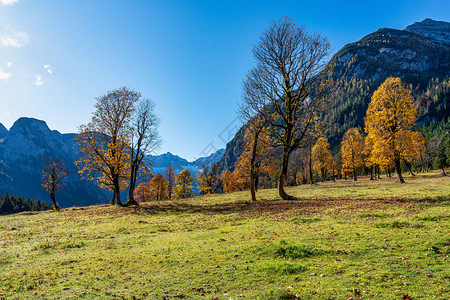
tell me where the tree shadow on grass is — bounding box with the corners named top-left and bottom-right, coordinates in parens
top-left (124, 195), bottom-right (449, 217)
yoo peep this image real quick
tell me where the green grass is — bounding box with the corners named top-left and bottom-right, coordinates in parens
top-left (0, 171), bottom-right (449, 299)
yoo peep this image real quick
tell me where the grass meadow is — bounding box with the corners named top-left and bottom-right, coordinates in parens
top-left (0, 170), bottom-right (449, 299)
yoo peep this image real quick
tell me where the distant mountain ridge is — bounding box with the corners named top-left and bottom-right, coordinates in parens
top-left (0, 118), bottom-right (224, 208)
top-left (148, 149), bottom-right (225, 177)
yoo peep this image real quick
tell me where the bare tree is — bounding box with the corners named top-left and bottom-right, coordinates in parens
top-left (242, 17), bottom-right (330, 199)
top-left (42, 157), bottom-right (68, 210)
top-left (126, 99), bottom-right (161, 206)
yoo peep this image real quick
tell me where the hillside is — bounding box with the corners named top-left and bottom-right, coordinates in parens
top-left (1, 171), bottom-right (449, 299)
top-left (217, 19), bottom-right (450, 171)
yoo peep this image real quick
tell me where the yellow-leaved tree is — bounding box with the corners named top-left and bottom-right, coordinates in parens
top-left (340, 128), bottom-right (365, 181)
top-left (312, 137), bottom-right (334, 182)
top-left (411, 132), bottom-right (427, 172)
top-left (220, 170), bottom-right (232, 193)
top-left (233, 125), bottom-right (278, 198)
top-left (364, 77), bottom-right (417, 183)
top-left (174, 169), bottom-right (194, 199)
top-left (76, 87), bottom-right (138, 205)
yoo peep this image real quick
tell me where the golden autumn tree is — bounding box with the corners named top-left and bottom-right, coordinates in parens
top-left (228, 169), bottom-right (249, 192)
top-left (220, 170), bottom-right (232, 193)
top-left (364, 135), bottom-right (377, 180)
top-left (365, 77), bottom-right (417, 183)
top-left (164, 166), bottom-right (175, 199)
top-left (174, 169), bottom-right (194, 199)
top-left (41, 157), bottom-right (67, 210)
top-left (76, 87), bottom-right (138, 205)
top-left (312, 137), bottom-right (333, 182)
top-left (341, 128), bottom-right (365, 181)
top-left (148, 173), bottom-right (168, 200)
top-left (233, 124), bottom-right (278, 200)
top-left (197, 164), bottom-right (219, 195)
top-left (410, 132), bottom-right (427, 172)
top-left (134, 181), bottom-right (152, 202)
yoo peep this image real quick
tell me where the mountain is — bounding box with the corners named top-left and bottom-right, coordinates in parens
top-left (147, 149), bottom-right (225, 195)
top-left (192, 148), bottom-right (225, 169)
top-left (0, 118), bottom-right (109, 208)
top-left (149, 149), bottom-right (225, 176)
top-left (0, 123), bottom-right (7, 139)
top-left (0, 118), bottom-right (225, 208)
top-left (216, 125), bottom-right (246, 173)
top-left (328, 19), bottom-right (449, 84)
top-left (404, 18), bottom-right (450, 46)
top-left (217, 18), bottom-right (450, 172)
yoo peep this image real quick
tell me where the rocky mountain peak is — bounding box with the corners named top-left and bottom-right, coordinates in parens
top-left (404, 18), bottom-right (450, 46)
top-left (8, 117), bottom-right (52, 139)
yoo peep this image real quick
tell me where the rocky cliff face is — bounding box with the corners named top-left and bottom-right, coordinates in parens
top-left (329, 20), bottom-right (450, 84)
top-left (0, 118), bottom-right (108, 207)
top-left (404, 18), bottom-right (450, 46)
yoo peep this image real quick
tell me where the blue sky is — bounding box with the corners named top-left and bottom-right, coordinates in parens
top-left (0, 0), bottom-right (449, 161)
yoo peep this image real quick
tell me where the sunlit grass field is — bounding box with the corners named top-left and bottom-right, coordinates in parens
top-left (1, 170), bottom-right (449, 299)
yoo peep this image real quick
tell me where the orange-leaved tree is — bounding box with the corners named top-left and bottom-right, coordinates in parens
top-left (312, 137), bottom-right (333, 182)
top-left (164, 166), bottom-right (175, 199)
top-left (134, 181), bottom-right (151, 202)
top-left (174, 169), bottom-right (194, 199)
top-left (148, 173), bottom-right (168, 201)
top-left (233, 124), bottom-right (278, 199)
top-left (340, 128), bottom-right (365, 181)
top-left (365, 77), bottom-right (417, 183)
top-left (76, 87), bottom-right (138, 205)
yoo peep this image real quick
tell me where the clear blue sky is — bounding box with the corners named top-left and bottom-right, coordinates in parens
top-left (1, 0), bottom-right (449, 161)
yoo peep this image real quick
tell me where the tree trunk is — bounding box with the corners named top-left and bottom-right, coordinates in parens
top-left (114, 178), bottom-right (122, 205)
top-left (309, 147), bottom-right (314, 185)
top-left (249, 130), bottom-right (260, 202)
top-left (128, 164), bottom-right (137, 203)
top-left (403, 159), bottom-right (415, 176)
top-left (441, 165), bottom-right (447, 176)
top-left (50, 191), bottom-right (60, 211)
top-left (278, 147), bottom-right (292, 200)
top-left (111, 190), bottom-right (116, 205)
top-left (394, 157), bottom-right (405, 183)
top-left (353, 167), bottom-right (357, 181)
top-left (369, 166), bottom-right (374, 180)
